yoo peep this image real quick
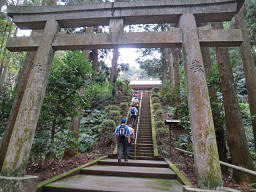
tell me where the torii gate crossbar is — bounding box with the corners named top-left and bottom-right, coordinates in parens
top-left (0, 0), bottom-right (245, 191)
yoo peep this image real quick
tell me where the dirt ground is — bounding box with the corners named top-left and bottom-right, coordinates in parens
top-left (26, 136), bottom-right (115, 182)
top-left (167, 125), bottom-right (252, 192)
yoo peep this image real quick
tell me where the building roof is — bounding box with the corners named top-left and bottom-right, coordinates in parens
top-left (130, 79), bottom-right (162, 86)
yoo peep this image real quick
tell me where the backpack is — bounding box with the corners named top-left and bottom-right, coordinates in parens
top-left (118, 124), bottom-right (126, 138)
top-left (130, 107), bottom-right (136, 115)
top-left (133, 98), bottom-right (138, 105)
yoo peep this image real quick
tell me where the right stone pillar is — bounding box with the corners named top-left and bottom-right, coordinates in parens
top-left (179, 14), bottom-right (222, 189)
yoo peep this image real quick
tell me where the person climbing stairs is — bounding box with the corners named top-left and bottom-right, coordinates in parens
top-left (39, 92), bottom-right (185, 192)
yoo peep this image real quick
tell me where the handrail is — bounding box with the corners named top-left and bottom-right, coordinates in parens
top-left (134, 91), bottom-right (143, 160)
top-left (174, 147), bottom-right (256, 177)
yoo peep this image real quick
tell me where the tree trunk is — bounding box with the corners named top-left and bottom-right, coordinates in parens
top-left (0, 24), bottom-right (8, 56)
top-left (91, 49), bottom-right (98, 77)
top-left (161, 48), bottom-right (167, 83)
top-left (0, 22), bottom-right (13, 86)
top-left (235, 5), bottom-right (256, 150)
top-left (168, 49), bottom-right (174, 95)
top-left (213, 22), bottom-right (255, 184)
top-left (201, 46), bottom-right (229, 174)
top-left (92, 26), bottom-right (100, 75)
top-left (173, 48), bottom-right (181, 104)
top-left (0, 60), bottom-right (9, 90)
top-left (109, 49), bottom-right (119, 84)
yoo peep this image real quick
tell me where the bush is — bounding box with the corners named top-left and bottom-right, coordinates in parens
top-left (157, 128), bottom-right (169, 136)
top-left (154, 109), bottom-right (164, 121)
top-left (152, 87), bottom-right (160, 95)
top-left (79, 133), bottom-right (97, 153)
top-left (104, 105), bottom-right (121, 113)
top-left (120, 102), bottom-right (129, 116)
top-left (107, 110), bottom-right (122, 125)
top-left (100, 119), bottom-right (116, 139)
top-left (120, 96), bottom-right (131, 103)
top-left (152, 103), bottom-right (162, 111)
top-left (151, 94), bottom-right (160, 98)
top-left (155, 120), bottom-right (165, 129)
top-left (152, 97), bottom-right (160, 104)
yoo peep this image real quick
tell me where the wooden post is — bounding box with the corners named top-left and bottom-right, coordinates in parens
top-left (179, 14), bottom-right (222, 189)
top-left (1, 19), bottom-right (59, 177)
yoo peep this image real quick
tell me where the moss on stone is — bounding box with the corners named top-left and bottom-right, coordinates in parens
top-left (37, 155), bottom-right (107, 189)
top-left (150, 96), bottom-right (158, 157)
top-left (165, 158), bottom-right (192, 186)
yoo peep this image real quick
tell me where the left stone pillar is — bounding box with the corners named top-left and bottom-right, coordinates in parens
top-left (0, 19), bottom-right (59, 191)
top-left (179, 14), bottom-right (222, 189)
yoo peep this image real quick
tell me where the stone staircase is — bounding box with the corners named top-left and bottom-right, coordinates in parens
top-left (39, 93), bottom-right (184, 192)
top-left (42, 158), bottom-right (183, 192)
top-left (130, 95), bottom-right (155, 160)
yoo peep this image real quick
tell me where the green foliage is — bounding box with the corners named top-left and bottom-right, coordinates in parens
top-left (168, 106), bottom-right (176, 118)
top-left (30, 51), bottom-right (113, 160)
top-left (174, 135), bottom-right (192, 152)
top-left (160, 82), bottom-right (172, 105)
top-left (246, 0), bottom-right (256, 42)
top-left (107, 110), bottom-right (121, 125)
top-left (0, 88), bottom-right (14, 136)
top-left (100, 119), bottom-right (116, 140)
top-left (152, 97), bottom-right (160, 104)
top-left (115, 80), bottom-right (133, 96)
top-left (85, 81), bottom-right (112, 110)
top-left (155, 120), bottom-right (165, 129)
top-left (152, 103), bottom-right (162, 112)
top-left (79, 133), bottom-right (97, 153)
top-left (104, 105), bottom-right (121, 113)
top-left (176, 102), bottom-right (191, 132)
top-left (101, 119), bottom-right (116, 132)
top-left (138, 57), bottom-right (162, 78)
top-left (154, 109), bottom-right (164, 121)
top-left (151, 87), bottom-right (160, 95)
top-left (120, 102), bottom-right (129, 116)
top-left (78, 109), bottom-right (106, 153)
top-left (157, 128), bottom-right (168, 135)
top-left (120, 96), bottom-right (131, 103)
top-left (151, 93), bottom-right (160, 98)
top-left (239, 103), bottom-right (256, 161)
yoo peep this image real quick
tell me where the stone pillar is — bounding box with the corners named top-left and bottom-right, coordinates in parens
top-left (1, 19), bottom-right (59, 178)
top-left (179, 14), bottom-right (222, 189)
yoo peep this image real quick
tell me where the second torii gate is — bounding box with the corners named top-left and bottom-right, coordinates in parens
top-left (0, 0), bottom-right (245, 191)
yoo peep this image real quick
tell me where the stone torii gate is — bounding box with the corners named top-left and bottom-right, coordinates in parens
top-left (0, 0), bottom-right (244, 191)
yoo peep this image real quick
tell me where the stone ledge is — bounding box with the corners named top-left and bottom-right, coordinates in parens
top-left (183, 186), bottom-right (240, 192)
top-left (0, 175), bottom-right (38, 192)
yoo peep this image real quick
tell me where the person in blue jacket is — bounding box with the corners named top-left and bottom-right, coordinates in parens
top-left (114, 118), bottom-right (131, 163)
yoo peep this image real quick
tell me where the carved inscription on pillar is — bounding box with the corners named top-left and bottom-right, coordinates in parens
top-left (190, 59), bottom-right (204, 73)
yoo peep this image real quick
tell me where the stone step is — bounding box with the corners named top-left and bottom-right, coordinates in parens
top-left (137, 136), bottom-right (152, 138)
top-left (132, 147), bottom-right (153, 150)
top-left (130, 156), bottom-right (158, 160)
top-left (44, 175), bottom-right (183, 192)
top-left (80, 165), bottom-right (176, 179)
top-left (97, 159), bottom-right (169, 168)
top-left (130, 152), bottom-right (154, 156)
top-left (137, 139), bottom-right (153, 144)
top-left (137, 141), bottom-right (153, 144)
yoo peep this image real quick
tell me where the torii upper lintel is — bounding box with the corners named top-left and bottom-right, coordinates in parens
top-left (7, 0), bottom-right (244, 30)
